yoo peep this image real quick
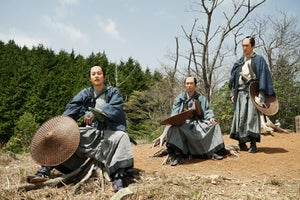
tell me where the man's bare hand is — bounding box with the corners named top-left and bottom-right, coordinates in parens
top-left (84, 112), bottom-right (95, 125)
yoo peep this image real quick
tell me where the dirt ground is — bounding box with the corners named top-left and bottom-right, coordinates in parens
top-left (133, 133), bottom-right (300, 181)
top-left (0, 132), bottom-right (299, 199)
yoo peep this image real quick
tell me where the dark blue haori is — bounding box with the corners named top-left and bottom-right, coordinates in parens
top-left (60, 85), bottom-right (133, 175)
top-left (229, 53), bottom-right (275, 143)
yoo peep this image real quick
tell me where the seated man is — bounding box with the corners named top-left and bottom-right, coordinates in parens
top-left (27, 65), bottom-right (134, 192)
top-left (166, 77), bottom-right (225, 166)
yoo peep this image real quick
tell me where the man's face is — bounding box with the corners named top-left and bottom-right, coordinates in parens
top-left (185, 77), bottom-right (196, 94)
top-left (242, 38), bottom-right (254, 57)
top-left (89, 66), bottom-right (105, 86)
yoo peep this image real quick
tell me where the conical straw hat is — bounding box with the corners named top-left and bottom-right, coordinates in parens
top-left (249, 81), bottom-right (279, 116)
top-left (30, 115), bottom-right (80, 166)
top-left (160, 109), bottom-right (195, 126)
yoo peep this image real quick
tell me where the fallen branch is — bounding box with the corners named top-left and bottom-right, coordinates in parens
top-left (265, 116), bottom-right (290, 133)
top-left (94, 167), bottom-right (106, 191)
top-left (110, 187), bottom-right (134, 200)
top-left (224, 145), bottom-right (240, 157)
top-left (152, 148), bottom-right (168, 157)
top-left (260, 114), bottom-right (290, 135)
top-left (15, 158), bottom-right (95, 191)
top-left (152, 125), bottom-right (170, 147)
top-left (72, 163), bottom-right (95, 194)
top-left (162, 154), bottom-right (171, 165)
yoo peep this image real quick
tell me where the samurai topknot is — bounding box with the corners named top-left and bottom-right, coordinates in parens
top-left (184, 77), bottom-right (197, 85)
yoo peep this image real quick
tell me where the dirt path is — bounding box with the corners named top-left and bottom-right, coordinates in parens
top-left (132, 133), bottom-right (300, 181)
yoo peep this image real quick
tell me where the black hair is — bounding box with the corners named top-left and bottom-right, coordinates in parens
top-left (244, 36), bottom-right (255, 47)
top-left (184, 77), bottom-right (197, 85)
top-left (88, 65), bottom-right (106, 78)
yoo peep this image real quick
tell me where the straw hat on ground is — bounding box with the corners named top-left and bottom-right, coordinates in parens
top-left (249, 81), bottom-right (279, 116)
top-left (30, 115), bottom-right (80, 166)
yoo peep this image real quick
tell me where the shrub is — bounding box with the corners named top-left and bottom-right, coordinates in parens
top-left (3, 112), bottom-right (39, 153)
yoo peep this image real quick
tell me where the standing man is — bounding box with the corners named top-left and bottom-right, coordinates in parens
top-left (229, 36), bottom-right (275, 153)
top-left (166, 77), bottom-right (225, 166)
top-left (27, 65), bottom-right (134, 192)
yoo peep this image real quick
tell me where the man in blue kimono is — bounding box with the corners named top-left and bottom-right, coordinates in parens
top-left (229, 36), bottom-right (275, 153)
top-left (166, 77), bottom-right (225, 166)
top-left (27, 66), bottom-right (134, 192)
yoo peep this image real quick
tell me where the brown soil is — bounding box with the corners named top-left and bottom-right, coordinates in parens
top-left (1, 132), bottom-right (299, 199)
top-left (133, 133), bottom-right (300, 181)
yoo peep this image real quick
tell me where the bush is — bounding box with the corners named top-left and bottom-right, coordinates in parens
top-left (211, 84), bottom-right (233, 134)
top-left (3, 112), bottom-right (39, 153)
top-left (271, 80), bottom-right (300, 131)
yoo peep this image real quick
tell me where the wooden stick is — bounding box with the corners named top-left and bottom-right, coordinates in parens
top-left (15, 158), bottom-right (93, 191)
top-left (72, 163), bottom-right (95, 194)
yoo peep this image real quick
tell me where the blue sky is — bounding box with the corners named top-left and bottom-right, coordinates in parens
top-left (0, 0), bottom-right (299, 71)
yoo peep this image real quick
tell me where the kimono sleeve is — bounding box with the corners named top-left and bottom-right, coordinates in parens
top-left (170, 93), bottom-right (185, 116)
top-left (97, 87), bottom-right (126, 123)
top-left (63, 88), bottom-right (92, 121)
top-left (198, 95), bottom-right (215, 120)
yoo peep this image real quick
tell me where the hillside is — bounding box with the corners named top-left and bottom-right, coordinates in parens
top-left (0, 133), bottom-right (299, 199)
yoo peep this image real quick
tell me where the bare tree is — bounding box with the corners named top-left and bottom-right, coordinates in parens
top-left (250, 12), bottom-right (300, 81)
top-left (174, 0), bottom-right (266, 102)
top-left (162, 37), bottom-right (185, 109)
top-left (113, 62), bottom-right (137, 88)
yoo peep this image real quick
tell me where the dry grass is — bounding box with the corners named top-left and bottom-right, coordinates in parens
top-left (1, 147), bottom-right (300, 199)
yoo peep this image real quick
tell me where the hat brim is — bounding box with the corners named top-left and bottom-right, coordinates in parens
top-left (160, 109), bottom-right (195, 126)
top-left (249, 81), bottom-right (279, 116)
top-left (30, 116), bottom-right (80, 166)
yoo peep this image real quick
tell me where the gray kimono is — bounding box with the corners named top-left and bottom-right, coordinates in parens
top-left (229, 53), bottom-right (275, 143)
top-left (60, 85), bottom-right (134, 175)
top-left (166, 92), bottom-right (225, 158)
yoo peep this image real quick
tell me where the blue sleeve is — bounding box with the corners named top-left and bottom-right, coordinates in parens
top-left (63, 88), bottom-right (92, 121)
top-left (198, 95), bottom-right (215, 120)
top-left (229, 56), bottom-right (244, 89)
top-left (255, 55), bottom-right (276, 96)
top-left (170, 93), bottom-right (185, 116)
top-left (97, 87), bottom-right (126, 123)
